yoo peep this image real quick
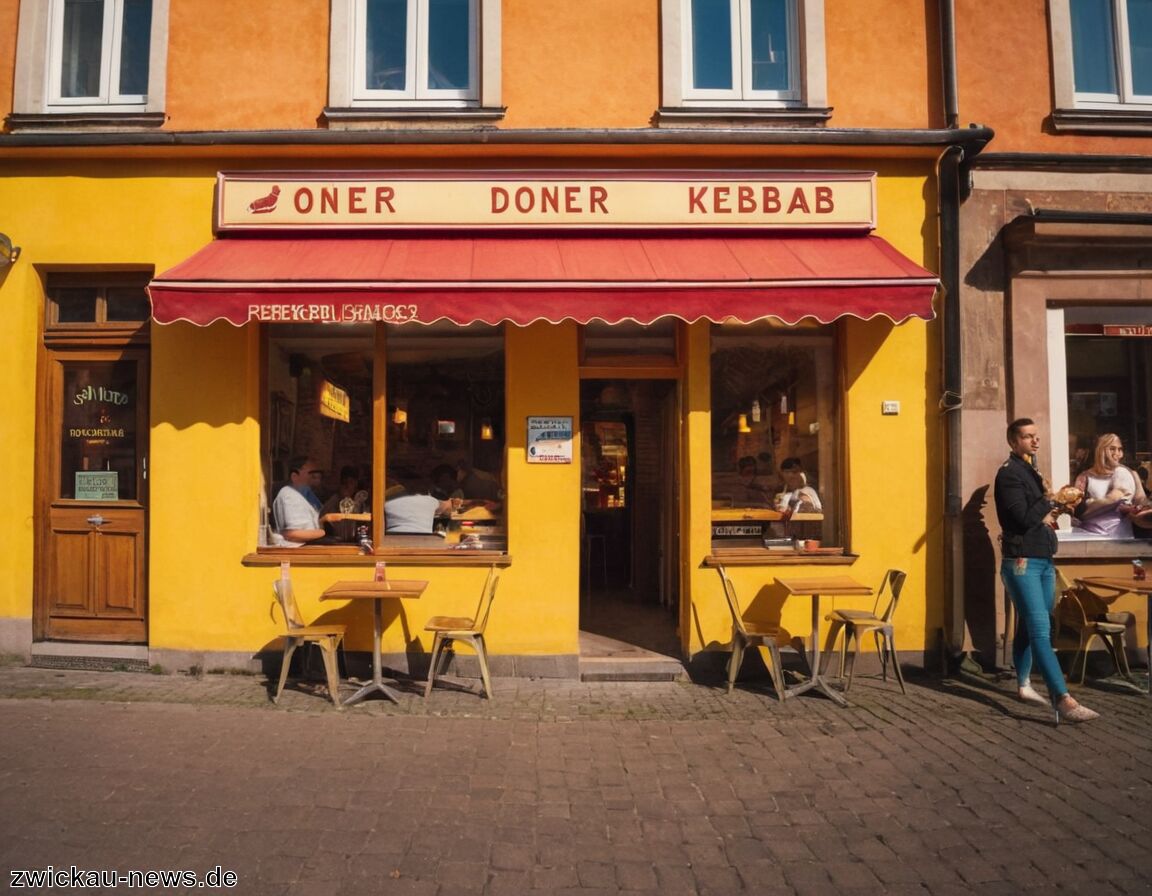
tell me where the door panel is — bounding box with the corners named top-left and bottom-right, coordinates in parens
top-left (36, 351), bottom-right (149, 643)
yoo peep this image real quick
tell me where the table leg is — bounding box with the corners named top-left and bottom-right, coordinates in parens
top-left (343, 597), bottom-right (404, 705)
top-left (783, 594), bottom-right (849, 707)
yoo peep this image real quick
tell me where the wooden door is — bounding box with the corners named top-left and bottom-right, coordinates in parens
top-left (36, 350), bottom-right (149, 642)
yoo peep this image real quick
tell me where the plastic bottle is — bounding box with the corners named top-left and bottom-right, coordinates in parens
top-left (374, 561), bottom-right (387, 582)
top-left (1133, 559), bottom-right (1146, 582)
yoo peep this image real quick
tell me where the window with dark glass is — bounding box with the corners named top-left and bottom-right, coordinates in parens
top-left (264, 322), bottom-right (505, 551)
top-left (710, 321), bottom-right (840, 553)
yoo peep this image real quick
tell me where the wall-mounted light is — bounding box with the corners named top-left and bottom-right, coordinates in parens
top-left (480, 418), bottom-right (494, 440)
top-left (0, 233), bottom-right (21, 265)
top-left (737, 413), bottom-right (751, 433)
top-left (391, 405), bottom-right (408, 425)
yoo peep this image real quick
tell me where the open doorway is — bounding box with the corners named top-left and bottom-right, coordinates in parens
top-left (580, 379), bottom-right (681, 663)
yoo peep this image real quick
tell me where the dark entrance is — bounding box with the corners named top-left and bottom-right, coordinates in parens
top-left (579, 379), bottom-right (680, 660)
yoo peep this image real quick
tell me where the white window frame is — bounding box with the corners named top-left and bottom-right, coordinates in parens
top-left (1052, 0), bottom-right (1152, 112)
top-left (331, 0), bottom-right (500, 110)
top-left (661, 0), bottom-right (824, 110)
top-left (13, 0), bottom-right (168, 117)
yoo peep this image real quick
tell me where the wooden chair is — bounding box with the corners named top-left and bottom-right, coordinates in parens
top-left (822, 569), bottom-right (907, 694)
top-left (1055, 571), bottom-right (1135, 684)
top-left (715, 565), bottom-right (790, 701)
top-left (424, 565), bottom-right (500, 699)
top-left (271, 579), bottom-right (346, 706)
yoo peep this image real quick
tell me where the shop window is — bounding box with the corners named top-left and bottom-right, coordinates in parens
top-left (659, 0), bottom-right (828, 123)
top-left (1051, 0), bottom-right (1152, 130)
top-left (327, 0), bottom-right (502, 121)
top-left (11, 0), bottom-right (168, 125)
top-left (264, 322), bottom-right (505, 553)
top-left (1050, 306), bottom-right (1152, 543)
top-left (710, 321), bottom-right (839, 553)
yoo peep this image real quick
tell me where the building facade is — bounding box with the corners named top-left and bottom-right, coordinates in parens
top-left (0, 0), bottom-right (986, 680)
top-left (951, 0), bottom-right (1152, 664)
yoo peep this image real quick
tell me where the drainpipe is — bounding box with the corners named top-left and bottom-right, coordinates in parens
top-left (939, 0), bottom-right (964, 659)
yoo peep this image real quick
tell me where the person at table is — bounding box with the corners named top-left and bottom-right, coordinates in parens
top-left (735, 455), bottom-right (772, 506)
top-left (429, 464), bottom-right (464, 502)
top-left (320, 465), bottom-right (369, 517)
top-left (776, 457), bottom-right (822, 514)
top-left (995, 418), bottom-right (1098, 724)
top-left (272, 456), bottom-right (345, 546)
top-left (457, 458), bottom-right (503, 504)
top-left (1073, 433), bottom-right (1147, 538)
top-left (384, 477), bottom-right (462, 534)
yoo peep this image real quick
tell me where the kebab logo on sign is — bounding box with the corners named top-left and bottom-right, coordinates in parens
top-left (248, 185), bottom-right (281, 214)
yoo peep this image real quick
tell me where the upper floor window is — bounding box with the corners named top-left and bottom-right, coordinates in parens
top-left (686, 0), bottom-right (799, 101)
top-left (327, 0), bottom-right (501, 120)
top-left (659, 0), bottom-right (827, 121)
top-left (355, 0), bottom-right (477, 102)
top-left (50, 0), bottom-right (153, 106)
top-left (11, 0), bottom-right (168, 124)
top-left (1070, 0), bottom-right (1152, 104)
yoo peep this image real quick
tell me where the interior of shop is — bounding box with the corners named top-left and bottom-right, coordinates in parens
top-left (579, 378), bottom-right (681, 661)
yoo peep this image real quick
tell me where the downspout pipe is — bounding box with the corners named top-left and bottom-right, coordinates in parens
top-left (939, 0), bottom-right (966, 659)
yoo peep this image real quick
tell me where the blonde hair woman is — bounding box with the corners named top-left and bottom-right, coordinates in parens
top-left (1074, 433), bottom-right (1144, 538)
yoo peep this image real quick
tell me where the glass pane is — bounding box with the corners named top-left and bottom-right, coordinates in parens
top-left (749, 0), bottom-right (791, 91)
top-left (691, 0), bottom-right (734, 89)
top-left (60, 0), bottom-right (106, 98)
top-left (385, 322), bottom-right (505, 548)
top-left (427, 0), bottom-right (472, 90)
top-left (60, 360), bottom-right (139, 500)
top-left (117, 0), bottom-right (152, 96)
top-left (106, 287), bottom-right (151, 322)
top-left (711, 323), bottom-right (837, 551)
top-left (52, 287), bottom-right (99, 323)
top-left (1071, 0), bottom-right (1119, 94)
top-left (365, 0), bottom-right (409, 90)
top-left (266, 325), bottom-right (374, 546)
top-left (1128, 0), bottom-right (1152, 94)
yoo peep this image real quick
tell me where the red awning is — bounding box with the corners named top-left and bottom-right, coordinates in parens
top-left (148, 233), bottom-right (938, 327)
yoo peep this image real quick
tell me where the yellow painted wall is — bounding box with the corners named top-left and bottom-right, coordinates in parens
top-left (1, 158), bottom-right (940, 666)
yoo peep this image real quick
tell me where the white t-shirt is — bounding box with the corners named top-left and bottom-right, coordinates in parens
top-left (272, 486), bottom-right (320, 547)
top-left (384, 493), bottom-right (443, 534)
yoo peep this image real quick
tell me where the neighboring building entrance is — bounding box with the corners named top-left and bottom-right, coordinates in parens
top-left (35, 276), bottom-right (151, 643)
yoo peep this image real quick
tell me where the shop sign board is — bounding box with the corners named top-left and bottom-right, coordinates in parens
top-left (318, 379), bottom-right (350, 423)
top-left (1104, 325), bottom-right (1152, 337)
top-left (216, 170), bottom-right (877, 232)
top-left (527, 416), bottom-right (574, 464)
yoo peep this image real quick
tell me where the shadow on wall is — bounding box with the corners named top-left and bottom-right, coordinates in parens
top-left (962, 485), bottom-right (998, 659)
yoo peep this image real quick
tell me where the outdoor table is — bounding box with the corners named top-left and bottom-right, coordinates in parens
top-left (320, 579), bottom-right (427, 705)
top-left (775, 575), bottom-right (873, 706)
top-left (1079, 576), bottom-right (1152, 693)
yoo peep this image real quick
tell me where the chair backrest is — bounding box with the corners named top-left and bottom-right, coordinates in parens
top-left (874, 569), bottom-right (907, 622)
top-left (1070, 580), bottom-right (1111, 620)
top-left (715, 566), bottom-right (747, 636)
top-left (473, 565), bottom-right (500, 635)
top-left (272, 579), bottom-right (308, 631)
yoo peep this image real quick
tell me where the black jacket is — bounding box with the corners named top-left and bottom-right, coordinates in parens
top-left (994, 453), bottom-right (1058, 558)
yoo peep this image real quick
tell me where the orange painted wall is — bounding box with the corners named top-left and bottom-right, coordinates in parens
top-left (501, 0), bottom-right (659, 129)
top-left (0, 2), bottom-right (19, 107)
top-left (152, 0), bottom-right (941, 132)
top-left (165, 0), bottom-right (329, 130)
top-left (955, 0), bottom-right (1152, 154)
top-left (825, 0), bottom-right (939, 129)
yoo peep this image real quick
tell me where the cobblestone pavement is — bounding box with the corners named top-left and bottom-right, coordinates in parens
top-left (1, 659), bottom-right (1150, 895)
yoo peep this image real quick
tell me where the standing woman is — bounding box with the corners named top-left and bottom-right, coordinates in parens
top-left (994, 418), bottom-right (1099, 724)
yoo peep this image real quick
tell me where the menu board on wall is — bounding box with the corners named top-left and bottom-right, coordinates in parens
top-left (527, 416), bottom-right (573, 464)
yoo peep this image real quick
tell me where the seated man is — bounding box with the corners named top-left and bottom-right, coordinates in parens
top-left (272, 456), bottom-right (344, 546)
top-left (384, 477), bottom-right (461, 534)
top-left (776, 457), bottom-right (822, 513)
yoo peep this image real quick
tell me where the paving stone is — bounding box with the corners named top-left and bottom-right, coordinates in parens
top-left (0, 663), bottom-right (1149, 895)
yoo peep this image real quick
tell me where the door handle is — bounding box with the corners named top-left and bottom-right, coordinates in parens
top-left (86, 514), bottom-right (106, 527)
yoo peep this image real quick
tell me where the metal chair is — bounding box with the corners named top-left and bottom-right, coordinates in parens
top-left (715, 565), bottom-right (790, 701)
top-left (271, 578), bottom-right (346, 706)
top-left (424, 565), bottom-right (500, 699)
top-left (821, 569), bottom-right (907, 694)
top-left (1055, 571), bottom-right (1136, 684)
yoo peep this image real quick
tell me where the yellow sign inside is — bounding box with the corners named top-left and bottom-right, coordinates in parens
top-left (319, 380), bottom-right (350, 423)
